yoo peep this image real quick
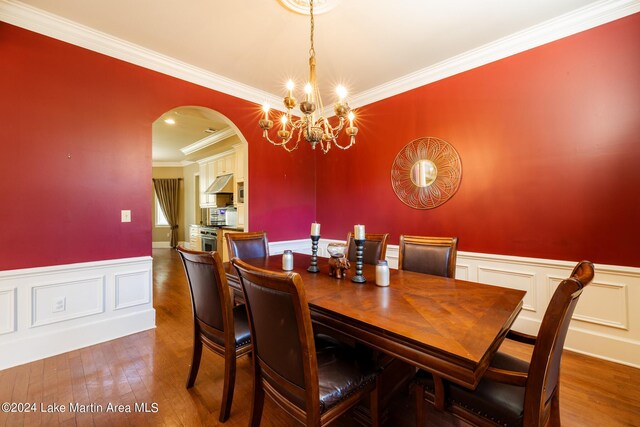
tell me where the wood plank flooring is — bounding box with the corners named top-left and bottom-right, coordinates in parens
top-left (1, 248), bottom-right (638, 426)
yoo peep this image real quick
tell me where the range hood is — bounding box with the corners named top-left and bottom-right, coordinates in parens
top-left (205, 173), bottom-right (234, 194)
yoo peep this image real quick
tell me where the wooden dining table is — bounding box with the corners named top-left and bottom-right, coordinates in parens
top-left (224, 252), bottom-right (525, 390)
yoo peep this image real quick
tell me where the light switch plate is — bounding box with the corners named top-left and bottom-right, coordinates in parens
top-left (121, 210), bottom-right (131, 222)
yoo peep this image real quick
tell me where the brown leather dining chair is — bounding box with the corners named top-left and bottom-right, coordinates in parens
top-left (346, 232), bottom-right (389, 265)
top-left (176, 246), bottom-right (252, 423)
top-left (414, 260), bottom-right (595, 427)
top-left (226, 231), bottom-right (269, 259)
top-left (398, 235), bottom-right (458, 278)
top-left (231, 257), bottom-right (381, 427)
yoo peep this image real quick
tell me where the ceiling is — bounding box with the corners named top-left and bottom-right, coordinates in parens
top-left (7, 0), bottom-right (634, 163)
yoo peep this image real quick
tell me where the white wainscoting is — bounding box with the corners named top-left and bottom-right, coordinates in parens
top-left (270, 239), bottom-right (640, 368)
top-left (0, 257), bottom-right (155, 370)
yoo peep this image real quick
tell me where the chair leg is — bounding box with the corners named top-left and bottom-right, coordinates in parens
top-left (219, 351), bottom-right (237, 422)
top-left (415, 382), bottom-right (425, 427)
top-left (186, 338), bottom-right (203, 388)
top-left (370, 380), bottom-right (381, 427)
top-left (549, 389), bottom-right (561, 426)
top-left (249, 378), bottom-right (265, 427)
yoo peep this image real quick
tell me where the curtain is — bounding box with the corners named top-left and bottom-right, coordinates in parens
top-left (153, 178), bottom-right (181, 248)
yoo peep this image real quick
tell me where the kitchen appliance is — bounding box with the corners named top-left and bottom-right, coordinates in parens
top-left (210, 207), bottom-right (238, 227)
top-left (205, 173), bottom-right (234, 194)
top-left (237, 182), bottom-right (245, 203)
top-left (200, 227), bottom-right (218, 252)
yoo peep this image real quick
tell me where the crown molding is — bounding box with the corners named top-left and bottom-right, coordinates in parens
top-left (180, 128), bottom-right (236, 155)
top-left (152, 161), bottom-right (193, 168)
top-left (1, 0), bottom-right (638, 111)
top-left (350, 0), bottom-right (640, 108)
top-left (0, 0), bottom-right (283, 109)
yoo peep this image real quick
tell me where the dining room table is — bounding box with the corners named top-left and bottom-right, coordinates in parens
top-left (224, 252), bottom-right (526, 392)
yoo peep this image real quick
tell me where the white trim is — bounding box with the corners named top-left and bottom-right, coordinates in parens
top-left (180, 128), bottom-right (236, 155)
top-left (1, 0), bottom-right (638, 110)
top-left (349, 0), bottom-right (640, 107)
top-left (197, 148), bottom-right (237, 164)
top-left (0, 0), bottom-right (283, 110)
top-left (0, 256), bottom-right (155, 370)
top-left (272, 238), bottom-right (640, 368)
top-left (152, 161), bottom-right (194, 168)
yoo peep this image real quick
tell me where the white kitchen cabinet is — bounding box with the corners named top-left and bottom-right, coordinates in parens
top-left (237, 204), bottom-right (245, 227)
top-left (235, 145), bottom-right (245, 182)
top-left (216, 154), bottom-right (235, 176)
top-left (189, 225), bottom-right (202, 251)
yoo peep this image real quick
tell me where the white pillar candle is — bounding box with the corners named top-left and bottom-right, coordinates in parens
top-left (310, 222), bottom-right (321, 236)
top-left (354, 224), bottom-right (365, 240)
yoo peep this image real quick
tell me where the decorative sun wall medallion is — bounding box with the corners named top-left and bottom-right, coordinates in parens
top-left (391, 137), bottom-right (462, 209)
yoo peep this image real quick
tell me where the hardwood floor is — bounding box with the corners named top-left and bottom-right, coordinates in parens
top-left (1, 248), bottom-right (638, 426)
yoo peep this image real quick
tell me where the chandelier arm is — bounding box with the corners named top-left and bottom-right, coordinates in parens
top-left (258, 0), bottom-right (356, 154)
top-left (264, 130), bottom-right (295, 148)
top-left (332, 135), bottom-right (356, 150)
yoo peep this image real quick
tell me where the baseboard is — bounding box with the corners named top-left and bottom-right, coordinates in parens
top-left (272, 238), bottom-right (640, 369)
top-left (0, 309), bottom-right (155, 370)
top-left (0, 256), bottom-right (155, 370)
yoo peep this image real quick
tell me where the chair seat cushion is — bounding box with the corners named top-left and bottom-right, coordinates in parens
top-left (315, 334), bottom-right (378, 413)
top-left (415, 352), bottom-right (529, 427)
top-left (232, 305), bottom-right (251, 347)
top-left (202, 305), bottom-right (251, 348)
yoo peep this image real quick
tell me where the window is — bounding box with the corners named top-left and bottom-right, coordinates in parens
top-left (155, 197), bottom-right (169, 227)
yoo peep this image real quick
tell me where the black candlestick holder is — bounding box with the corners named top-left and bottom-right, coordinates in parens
top-left (351, 238), bottom-right (366, 283)
top-left (308, 235), bottom-right (320, 273)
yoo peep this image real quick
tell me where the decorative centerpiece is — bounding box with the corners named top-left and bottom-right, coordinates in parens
top-left (308, 222), bottom-right (321, 273)
top-left (327, 243), bottom-right (350, 279)
top-left (351, 224), bottom-right (366, 283)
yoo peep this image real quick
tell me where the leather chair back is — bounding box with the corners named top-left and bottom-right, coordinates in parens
top-left (226, 231), bottom-right (269, 260)
top-left (346, 232), bottom-right (389, 265)
top-left (399, 235), bottom-right (458, 278)
top-left (526, 260), bottom-right (594, 421)
top-left (178, 248), bottom-right (229, 332)
top-left (232, 258), bottom-right (315, 410)
top-left (177, 246), bottom-right (252, 423)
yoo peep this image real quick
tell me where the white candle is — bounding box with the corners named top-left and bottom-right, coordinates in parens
top-left (354, 224), bottom-right (365, 240)
top-left (311, 222), bottom-right (321, 236)
top-left (286, 80), bottom-right (294, 98)
top-left (304, 83), bottom-right (312, 102)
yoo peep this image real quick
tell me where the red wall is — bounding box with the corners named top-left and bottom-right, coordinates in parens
top-left (2, 14), bottom-right (639, 271)
top-left (0, 22), bottom-right (315, 270)
top-left (316, 14), bottom-right (640, 267)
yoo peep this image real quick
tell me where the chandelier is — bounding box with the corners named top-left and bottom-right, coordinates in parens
top-left (259, 0), bottom-right (357, 153)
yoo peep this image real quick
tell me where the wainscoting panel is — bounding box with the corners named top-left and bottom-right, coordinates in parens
top-left (31, 276), bottom-right (105, 327)
top-left (114, 270), bottom-right (152, 310)
top-left (478, 266), bottom-right (537, 313)
top-left (291, 239), bottom-right (640, 368)
top-left (0, 287), bottom-right (16, 335)
top-left (0, 257), bottom-right (155, 370)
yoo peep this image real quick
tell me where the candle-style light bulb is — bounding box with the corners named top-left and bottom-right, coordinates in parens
top-left (286, 80), bottom-right (294, 98)
top-left (336, 85), bottom-right (347, 102)
top-left (262, 104), bottom-right (270, 121)
top-left (304, 83), bottom-right (312, 102)
top-left (348, 111), bottom-right (355, 127)
top-left (280, 115), bottom-right (287, 129)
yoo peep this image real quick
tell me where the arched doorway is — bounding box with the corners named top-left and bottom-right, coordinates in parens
top-left (152, 106), bottom-right (249, 249)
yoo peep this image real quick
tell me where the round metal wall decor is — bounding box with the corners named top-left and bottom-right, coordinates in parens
top-left (391, 137), bottom-right (462, 209)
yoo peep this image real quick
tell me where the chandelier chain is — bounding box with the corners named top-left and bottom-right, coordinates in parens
top-left (309, 0), bottom-right (315, 58)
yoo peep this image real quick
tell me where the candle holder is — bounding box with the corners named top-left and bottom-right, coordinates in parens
top-left (351, 238), bottom-right (366, 283)
top-left (308, 235), bottom-right (320, 273)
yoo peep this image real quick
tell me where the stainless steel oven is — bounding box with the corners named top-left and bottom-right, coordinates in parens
top-left (200, 227), bottom-right (218, 252)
